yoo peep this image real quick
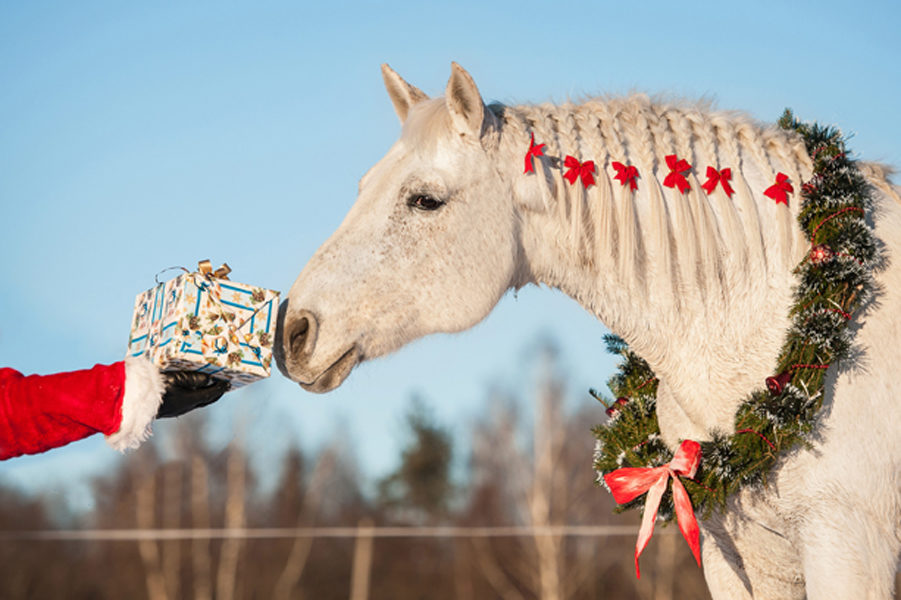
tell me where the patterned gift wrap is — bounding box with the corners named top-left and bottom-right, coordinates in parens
top-left (127, 266), bottom-right (280, 389)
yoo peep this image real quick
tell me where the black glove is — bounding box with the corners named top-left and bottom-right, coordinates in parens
top-left (157, 371), bottom-right (230, 418)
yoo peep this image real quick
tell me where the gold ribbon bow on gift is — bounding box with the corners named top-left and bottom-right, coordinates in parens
top-left (197, 259), bottom-right (232, 280)
top-left (193, 259), bottom-right (268, 362)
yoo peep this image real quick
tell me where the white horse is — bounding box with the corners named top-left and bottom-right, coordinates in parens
top-left (275, 63), bottom-right (901, 599)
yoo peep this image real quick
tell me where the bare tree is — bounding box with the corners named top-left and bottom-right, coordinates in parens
top-left (134, 461), bottom-right (168, 600)
top-left (161, 460), bottom-right (183, 600)
top-left (349, 517), bottom-right (374, 600)
top-left (272, 447), bottom-right (337, 600)
top-left (191, 452), bottom-right (213, 600)
top-left (464, 346), bottom-right (639, 600)
top-left (216, 434), bottom-right (246, 600)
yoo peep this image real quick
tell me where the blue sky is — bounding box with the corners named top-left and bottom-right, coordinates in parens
top-left (1, 1), bottom-right (898, 506)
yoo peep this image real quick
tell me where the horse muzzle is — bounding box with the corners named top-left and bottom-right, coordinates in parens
top-left (274, 301), bottom-right (360, 393)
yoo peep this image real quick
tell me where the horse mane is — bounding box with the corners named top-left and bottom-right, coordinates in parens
top-left (494, 94), bottom-right (815, 310)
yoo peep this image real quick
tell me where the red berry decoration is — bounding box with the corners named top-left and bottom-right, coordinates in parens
top-left (809, 244), bottom-right (833, 264)
top-left (765, 371), bottom-right (793, 395)
top-left (616, 397), bottom-right (629, 406)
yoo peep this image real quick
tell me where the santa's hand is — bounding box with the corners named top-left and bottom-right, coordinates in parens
top-left (157, 371), bottom-right (230, 418)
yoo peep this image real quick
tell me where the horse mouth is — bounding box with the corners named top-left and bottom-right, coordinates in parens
top-left (298, 345), bottom-right (360, 393)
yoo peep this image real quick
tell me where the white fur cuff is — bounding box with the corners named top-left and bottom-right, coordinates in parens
top-left (106, 357), bottom-right (165, 452)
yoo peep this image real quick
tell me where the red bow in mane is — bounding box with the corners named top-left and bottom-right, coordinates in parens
top-left (701, 166), bottom-right (734, 198)
top-left (764, 172), bottom-right (793, 205)
top-left (523, 133), bottom-right (546, 174)
top-left (603, 439), bottom-right (702, 578)
top-left (563, 155), bottom-right (596, 187)
top-left (663, 154), bottom-right (692, 193)
top-left (612, 162), bottom-right (639, 191)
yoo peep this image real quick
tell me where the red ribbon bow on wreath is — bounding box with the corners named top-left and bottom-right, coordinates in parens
top-left (701, 166), bottom-right (734, 198)
top-left (764, 172), bottom-right (793, 205)
top-left (603, 439), bottom-right (702, 578)
top-left (563, 155), bottom-right (596, 187)
top-left (612, 162), bottom-right (639, 191)
top-left (523, 133), bottom-right (546, 174)
top-left (663, 154), bottom-right (692, 193)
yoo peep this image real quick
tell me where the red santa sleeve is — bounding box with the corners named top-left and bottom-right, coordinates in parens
top-left (0, 357), bottom-right (164, 460)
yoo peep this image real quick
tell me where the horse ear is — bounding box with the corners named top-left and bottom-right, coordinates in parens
top-left (445, 62), bottom-right (485, 137)
top-left (382, 63), bottom-right (429, 124)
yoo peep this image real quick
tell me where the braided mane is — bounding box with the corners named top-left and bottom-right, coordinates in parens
top-left (493, 95), bottom-right (814, 312)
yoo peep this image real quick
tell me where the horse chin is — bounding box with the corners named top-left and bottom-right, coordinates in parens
top-left (297, 345), bottom-right (361, 394)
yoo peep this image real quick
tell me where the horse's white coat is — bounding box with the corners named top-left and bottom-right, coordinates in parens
top-left (280, 64), bottom-right (901, 599)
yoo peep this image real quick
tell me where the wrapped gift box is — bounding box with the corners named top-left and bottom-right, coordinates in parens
top-left (127, 263), bottom-right (280, 388)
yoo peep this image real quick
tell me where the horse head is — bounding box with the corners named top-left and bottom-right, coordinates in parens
top-left (276, 63), bottom-right (524, 392)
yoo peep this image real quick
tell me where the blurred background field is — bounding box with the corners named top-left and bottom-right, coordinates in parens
top-left (0, 349), bottom-right (712, 599)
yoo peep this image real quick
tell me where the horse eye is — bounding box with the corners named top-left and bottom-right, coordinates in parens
top-left (408, 194), bottom-right (445, 211)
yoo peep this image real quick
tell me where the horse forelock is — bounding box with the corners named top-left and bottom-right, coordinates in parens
top-left (401, 98), bottom-right (454, 150)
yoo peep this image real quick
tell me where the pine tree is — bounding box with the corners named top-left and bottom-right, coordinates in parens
top-left (377, 398), bottom-right (454, 522)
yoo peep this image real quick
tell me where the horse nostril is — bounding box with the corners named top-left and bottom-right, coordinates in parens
top-left (284, 309), bottom-right (319, 363)
top-left (290, 317), bottom-right (309, 356)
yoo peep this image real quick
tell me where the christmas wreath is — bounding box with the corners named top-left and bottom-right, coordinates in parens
top-left (591, 111), bottom-right (882, 573)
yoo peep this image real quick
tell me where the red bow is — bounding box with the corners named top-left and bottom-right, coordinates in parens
top-left (764, 172), bottom-right (793, 205)
top-left (563, 155), bottom-right (596, 187)
top-left (524, 133), bottom-right (546, 174)
top-left (701, 166), bottom-right (734, 197)
top-left (603, 440), bottom-right (702, 578)
top-left (612, 162), bottom-right (639, 191)
top-left (663, 154), bottom-right (692, 193)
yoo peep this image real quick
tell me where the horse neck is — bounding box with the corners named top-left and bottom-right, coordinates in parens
top-left (496, 98), bottom-right (814, 441)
